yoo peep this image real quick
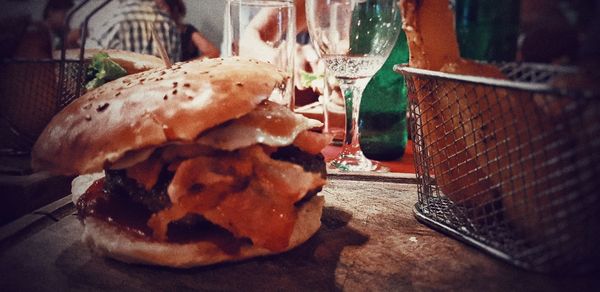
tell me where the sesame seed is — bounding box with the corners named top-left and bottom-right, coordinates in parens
top-left (96, 103), bottom-right (109, 112)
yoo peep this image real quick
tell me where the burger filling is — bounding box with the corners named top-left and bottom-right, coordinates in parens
top-left (77, 101), bottom-right (330, 253)
top-left (103, 145), bottom-right (325, 213)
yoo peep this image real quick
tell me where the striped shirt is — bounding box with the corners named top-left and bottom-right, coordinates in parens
top-left (87, 0), bottom-right (181, 61)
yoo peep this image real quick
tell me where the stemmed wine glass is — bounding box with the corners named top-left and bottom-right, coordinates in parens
top-left (306, 0), bottom-right (401, 171)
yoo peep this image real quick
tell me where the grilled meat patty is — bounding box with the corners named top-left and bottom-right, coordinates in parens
top-left (104, 166), bottom-right (173, 212)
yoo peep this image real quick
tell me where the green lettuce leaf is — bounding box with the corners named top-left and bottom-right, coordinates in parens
top-left (85, 52), bottom-right (128, 90)
top-left (299, 70), bottom-right (324, 89)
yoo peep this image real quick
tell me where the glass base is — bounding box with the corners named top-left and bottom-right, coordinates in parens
top-left (328, 150), bottom-right (389, 172)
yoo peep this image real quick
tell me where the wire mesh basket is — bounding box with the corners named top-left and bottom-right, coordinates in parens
top-left (396, 63), bottom-right (600, 274)
top-left (0, 59), bottom-right (83, 156)
top-left (0, 0), bottom-right (111, 160)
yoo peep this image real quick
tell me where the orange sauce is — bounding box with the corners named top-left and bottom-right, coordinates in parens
top-left (76, 178), bottom-right (248, 254)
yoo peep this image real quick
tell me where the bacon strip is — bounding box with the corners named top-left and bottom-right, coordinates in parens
top-left (293, 131), bottom-right (333, 155)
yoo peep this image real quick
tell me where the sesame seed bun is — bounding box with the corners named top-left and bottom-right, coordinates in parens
top-left (32, 57), bottom-right (289, 175)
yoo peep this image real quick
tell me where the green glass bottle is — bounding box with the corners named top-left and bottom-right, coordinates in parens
top-left (455, 0), bottom-right (520, 62)
top-left (349, 0), bottom-right (408, 161)
top-left (358, 35), bottom-right (408, 161)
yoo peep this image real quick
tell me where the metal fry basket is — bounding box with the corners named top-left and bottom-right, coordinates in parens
top-left (0, 0), bottom-right (111, 160)
top-left (0, 59), bottom-right (82, 156)
top-left (396, 63), bottom-right (600, 274)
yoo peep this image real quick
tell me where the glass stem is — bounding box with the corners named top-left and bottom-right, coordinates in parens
top-left (338, 77), bottom-right (370, 154)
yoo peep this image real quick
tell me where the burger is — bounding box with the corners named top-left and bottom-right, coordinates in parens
top-left (31, 57), bottom-right (331, 268)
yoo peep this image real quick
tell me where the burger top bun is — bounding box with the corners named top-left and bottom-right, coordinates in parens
top-left (55, 49), bottom-right (165, 74)
top-left (32, 57), bottom-right (289, 175)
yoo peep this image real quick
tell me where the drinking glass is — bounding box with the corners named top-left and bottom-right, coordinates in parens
top-left (224, 0), bottom-right (296, 108)
top-left (306, 0), bottom-right (401, 171)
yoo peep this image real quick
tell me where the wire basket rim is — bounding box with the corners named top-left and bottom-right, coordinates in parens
top-left (393, 63), bottom-right (595, 98)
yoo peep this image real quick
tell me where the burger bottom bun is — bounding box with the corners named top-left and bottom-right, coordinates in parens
top-left (72, 174), bottom-right (324, 268)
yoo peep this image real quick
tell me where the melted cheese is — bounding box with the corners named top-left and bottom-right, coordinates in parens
top-left (147, 145), bottom-right (325, 251)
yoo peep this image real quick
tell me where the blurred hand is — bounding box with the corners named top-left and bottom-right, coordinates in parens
top-left (238, 6), bottom-right (290, 65)
top-left (238, 27), bottom-right (283, 64)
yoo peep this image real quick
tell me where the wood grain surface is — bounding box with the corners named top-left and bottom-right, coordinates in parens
top-left (1, 178), bottom-right (598, 291)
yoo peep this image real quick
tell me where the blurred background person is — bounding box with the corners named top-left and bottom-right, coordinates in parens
top-left (43, 0), bottom-right (75, 50)
top-left (4, 0), bottom-right (75, 59)
top-left (158, 0), bottom-right (219, 60)
top-left (86, 0), bottom-right (181, 61)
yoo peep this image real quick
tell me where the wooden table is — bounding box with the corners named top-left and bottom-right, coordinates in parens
top-left (1, 174), bottom-right (598, 291)
top-left (0, 156), bottom-right (73, 225)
